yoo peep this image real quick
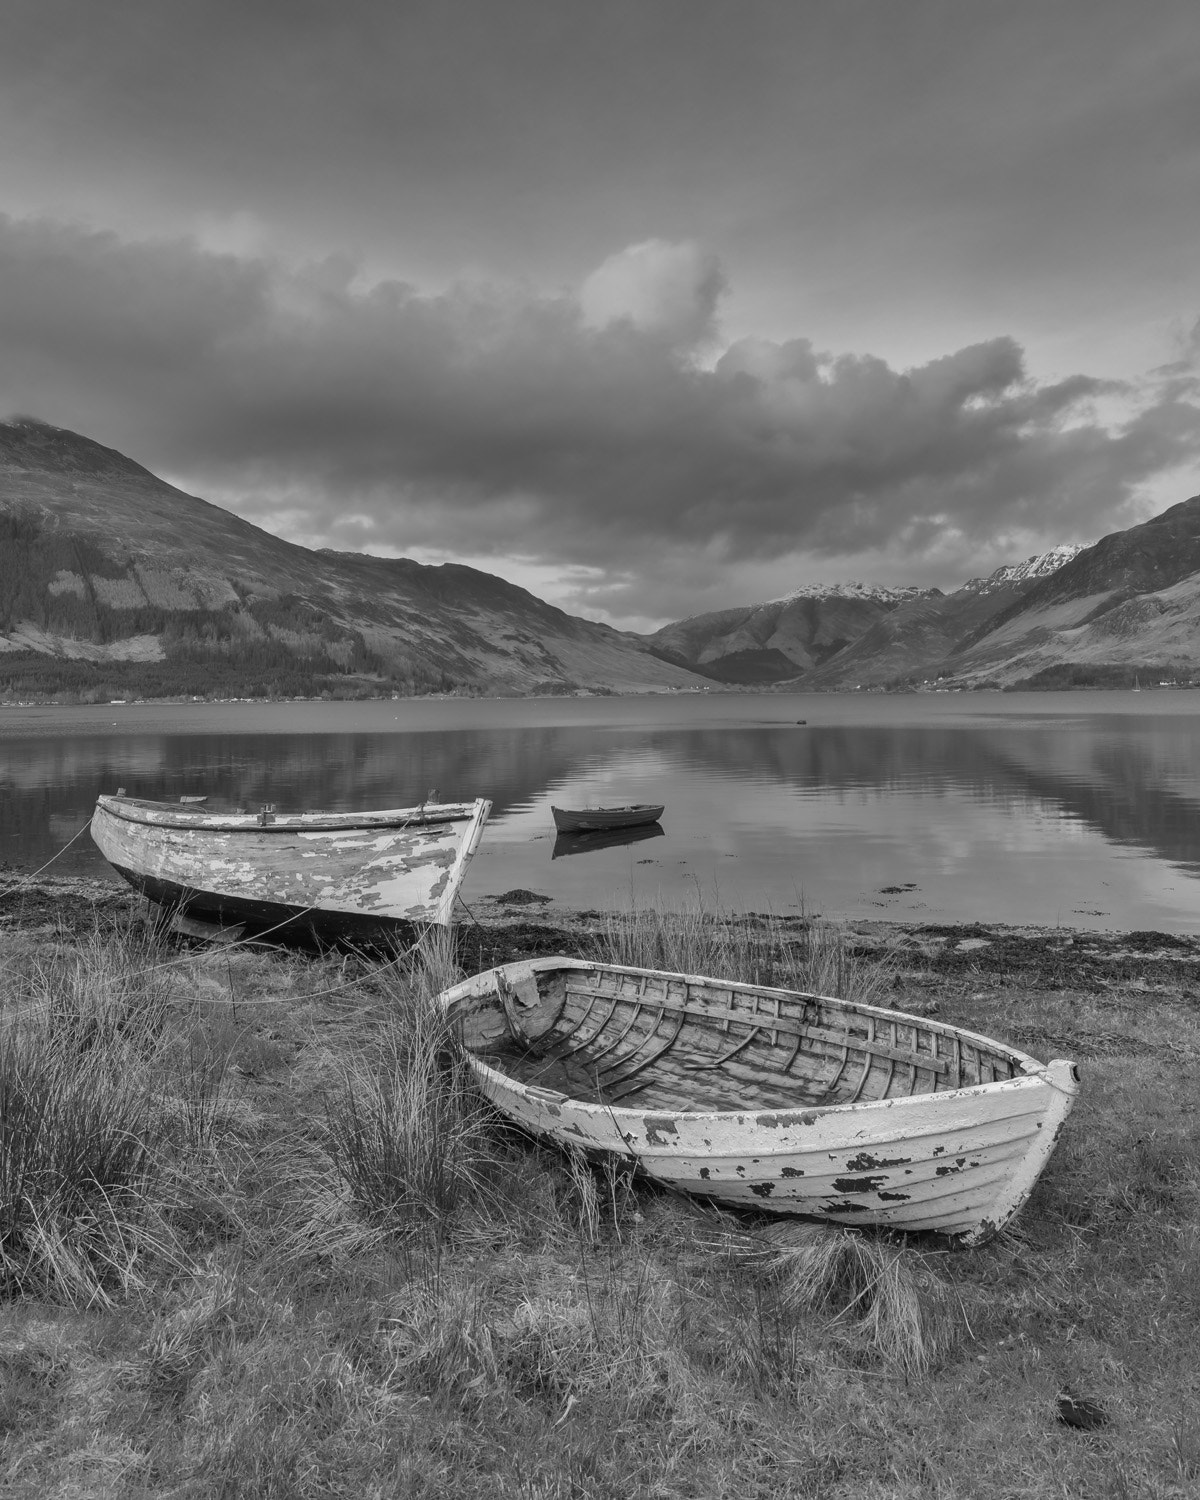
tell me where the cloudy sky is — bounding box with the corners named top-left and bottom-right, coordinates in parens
top-left (3, 1), bottom-right (1200, 629)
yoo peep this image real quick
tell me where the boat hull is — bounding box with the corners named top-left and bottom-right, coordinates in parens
top-left (442, 957), bottom-right (1079, 1245)
top-left (551, 805), bottom-right (664, 834)
top-left (91, 795), bottom-right (491, 942)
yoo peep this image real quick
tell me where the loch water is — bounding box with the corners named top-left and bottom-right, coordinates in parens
top-left (4, 690), bottom-right (1200, 932)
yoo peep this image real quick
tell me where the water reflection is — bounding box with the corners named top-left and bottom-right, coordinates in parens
top-left (552, 824), bottom-right (665, 859)
top-left (3, 694), bottom-right (1200, 929)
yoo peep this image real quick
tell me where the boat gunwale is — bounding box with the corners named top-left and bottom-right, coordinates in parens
top-left (444, 956), bottom-right (1079, 1128)
top-left (94, 793), bottom-right (485, 835)
top-left (551, 804), bottom-right (664, 815)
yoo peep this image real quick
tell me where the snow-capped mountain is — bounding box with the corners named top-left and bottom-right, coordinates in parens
top-left (960, 545), bottom-right (1086, 595)
top-left (648, 544), bottom-right (1093, 685)
top-left (647, 583), bottom-right (939, 684)
top-left (767, 580), bottom-right (940, 606)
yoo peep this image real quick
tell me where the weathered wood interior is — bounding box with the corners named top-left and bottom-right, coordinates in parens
top-left (477, 965), bottom-right (1022, 1112)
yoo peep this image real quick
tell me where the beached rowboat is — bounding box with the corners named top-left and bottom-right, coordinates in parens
top-left (442, 956), bottom-right (1079, 1245)
top-left (91, 793), bottom-right (491, 944)
top-left (551, 804), bottom-right (664, 834)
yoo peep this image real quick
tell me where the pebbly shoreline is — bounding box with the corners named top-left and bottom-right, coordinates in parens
top-left (4, 872), bottom-right (1200, 1001)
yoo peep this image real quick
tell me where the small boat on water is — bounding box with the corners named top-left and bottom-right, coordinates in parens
top-left (551, 804), bottom-right (664, 834)
top-left (91, 793), bottom-right (491, 945)
top-left (441, 957), bottom-right (1079, 1245)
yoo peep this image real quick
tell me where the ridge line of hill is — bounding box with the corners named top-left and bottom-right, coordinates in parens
top-left (6, 417), bottom-right (1200, 700)
top-left (0, 418), bottom-right (705, 702)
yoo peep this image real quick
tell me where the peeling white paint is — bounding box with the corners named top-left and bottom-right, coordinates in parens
top-left (91, 795), bottom-right (492, 927)
top-left (442, 956), bottom-right (1080, 1246)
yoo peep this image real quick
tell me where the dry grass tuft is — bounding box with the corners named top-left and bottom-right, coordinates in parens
top-left (13, 926), bottom-right (176, 1052)
top-left (0, 1018), bottom-right (164, 1305)
top-left (143, 1256), bottom-right (246, 1400)
top-left (753, 1219), bottom-right (958, 1376)
top-left (167, 1010), bottom-right (240, 1149)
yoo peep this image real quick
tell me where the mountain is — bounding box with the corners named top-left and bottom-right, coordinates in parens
top-left (9, 416), bottom-right (1197, 703)
top-left (795, 551), bottom-right (1090, 689)
top-left (958, 545), bottom-right (1085, 595)
top-left (928, 496), bottom-right (1200, 688)
top-left (767, 582), bottom-right (936, 606)
top-left (0, 419), bottom-right (705, 701)
top-left (648, 526), bottom-right (1200, 692)
top-left (646, 583), bottom-right (942, 684)
top-left (762, 511), bottom-right (1200, 691)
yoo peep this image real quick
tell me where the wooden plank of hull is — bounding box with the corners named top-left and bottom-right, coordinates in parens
top-left (115, 865), bottom-right (426, 945)
top-left (465, 1062), bottom-right (1074, 1242)
top-left (91, 796), bottom-right (490, 933)
top-left (442, 957), bottom-right (1080, 1246)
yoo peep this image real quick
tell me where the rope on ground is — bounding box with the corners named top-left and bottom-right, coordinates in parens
top-left (227, 934), bottom-right (427, 1004)
top-left (124, 905), bottom-right (426, 989)
top-left (130, 887), bottom-right (470, 998)
top-left (456, 889), bottom-right (501, 977)
top-left (1, 819), bottom-right (461, 1003)
top-left (4, 919), bottom-right (433, 1015)
top-left (0, 853), bottom-right (417, 995)
top-left (454, 889), bottom-right (489, 940)
top-left (77, 898), bottom-right (333, 982)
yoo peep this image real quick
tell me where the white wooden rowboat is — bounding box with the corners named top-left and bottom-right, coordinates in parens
top-left (91, 793), bottom-right (491, 945)
top-left (442, 956), bottom-right (1079, 1246)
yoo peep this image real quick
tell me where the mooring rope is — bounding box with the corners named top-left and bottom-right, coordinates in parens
top-left (454, 888), bottom-right (489, 939)
top-left (0, 817), bottom-right (94, 893)
top-left (0, 813), bottom-right (457, 1004)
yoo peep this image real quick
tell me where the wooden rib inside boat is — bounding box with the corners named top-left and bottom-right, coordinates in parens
top-left (443, 957), bottom-right (1080, 1246)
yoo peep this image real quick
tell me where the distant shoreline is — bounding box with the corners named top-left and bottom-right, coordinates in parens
top-left (3, 680), bottom-right (1197, 711)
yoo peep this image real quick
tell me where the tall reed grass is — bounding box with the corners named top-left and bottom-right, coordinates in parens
top-left (592, 896), bottom-right (893, 1006)
top-left (0, 931), bottom-right (172, 1303)
top-left (324, 930), bottom-right (502, 1242)
top-left (0, 922), bottom-right (255, 1303)
top-left (15, 925), bottom-right (176, 1051)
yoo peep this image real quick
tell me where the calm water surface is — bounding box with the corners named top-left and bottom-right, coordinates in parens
top-left (4, 690), bottom-right (1200, 931)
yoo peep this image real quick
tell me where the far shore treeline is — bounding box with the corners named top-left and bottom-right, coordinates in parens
top-left (0, 653), bottom-right (1183, 705)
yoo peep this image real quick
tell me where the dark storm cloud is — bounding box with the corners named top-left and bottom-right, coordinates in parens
top-left (3, 216), bottom-right (1199, 588)
top-left (6, 0), bottom-right (1197, 376)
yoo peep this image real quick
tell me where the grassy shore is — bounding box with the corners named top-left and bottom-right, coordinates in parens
top-left (0, 879), bottom-right (1197, 1498)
